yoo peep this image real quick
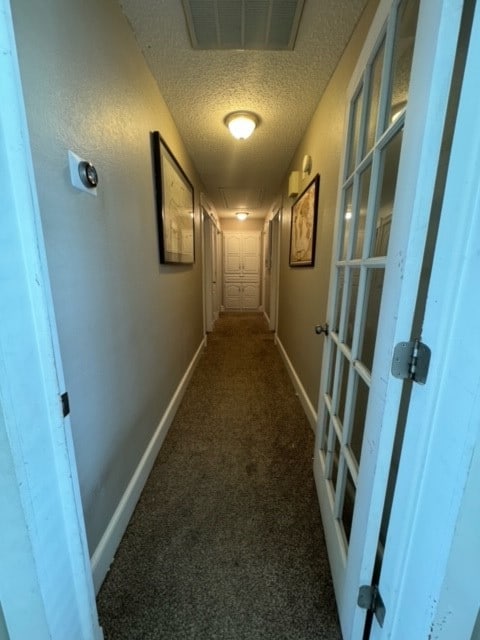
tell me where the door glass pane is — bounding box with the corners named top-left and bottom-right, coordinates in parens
top-left (325, 343), bottom-right (336, 401)
top-left (360, 269), bottom-right (385, 372)
top-left (333, 268), bottom-right (344, 333)
top-left (371, 128), bottom-right (403, 257)
top-left (387, 0), bottom-right (420, 127)
top-left (337, 356), bottom-right (350, 425)
top-left (346, 88), bottom-right (364, 178)
top-left (341, 471), bottom-right (356, 543)
top-left (345, 268), bottom-right (360, 348)
top-left (350, 374), bottom-right (369, 468)
top-left (341, 186), bottom-right (354, 260)
top-left (353, 165), bottom-right (372, 259)
top-left (365, 39), bottom-right (385, 154)
top-left (331, 435), bottom-right (341, 491)
top-left (320, 412), bottom-right (330, 456)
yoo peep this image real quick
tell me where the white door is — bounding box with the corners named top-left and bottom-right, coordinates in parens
top-left (202, 210), bottom-right (214, 332)
top-left (269, 212), bottom-right (281, 331)
top-left (371, 2), bottom-right (480, 635)
top-left (224, 233), bottom-right (242, 274)
top-left (243, 283), bottom-right (260, 310)
top-left (313, 0), bottom-right (465, 637)
top-left (242, 233), bottom-right (261, 276)
top-left (223, 232), bottom-right (261, 311)
top-left (224, 282), bottom-right (242, 310)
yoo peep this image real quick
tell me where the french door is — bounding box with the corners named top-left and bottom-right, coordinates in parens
top-left (313, 0), bottom-right (464, 637)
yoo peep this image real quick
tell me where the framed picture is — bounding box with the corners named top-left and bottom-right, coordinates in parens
top-left (289, 174), bottom-right (320, 267)
top-left (151, 131), bottom-right (195, 264)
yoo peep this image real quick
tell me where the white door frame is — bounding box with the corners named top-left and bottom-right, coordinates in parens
top-left (269, 209), bottom-right (281, 332)
top-left (0, 3), bottom-right (102, 637)
top-left (202, 207), bottom-right (214, 333)
top-left (372, 1), bottom-right (480, 635)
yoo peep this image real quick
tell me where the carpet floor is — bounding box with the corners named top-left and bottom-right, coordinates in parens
top-left (96, 312), bottom-right (341, 639)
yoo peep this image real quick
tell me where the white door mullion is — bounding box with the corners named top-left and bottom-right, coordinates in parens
top-left (374, 1), bottom-right (397, 144)
top-left (361, 146), bottom-right (383, 259)
top-left (353, 359), bottom-right (372, 388)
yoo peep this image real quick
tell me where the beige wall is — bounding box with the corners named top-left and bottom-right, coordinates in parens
top-left (11, 0), bottom-right (205, 555)
top-left (276, 0), bottom-right (380, 407)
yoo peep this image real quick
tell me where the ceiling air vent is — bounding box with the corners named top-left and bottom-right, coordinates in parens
top-left (220, 187), bottom-right (264, 209)
top-left (182, 0), bottom-right (305, 50)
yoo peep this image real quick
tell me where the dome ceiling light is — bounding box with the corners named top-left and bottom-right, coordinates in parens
top-left (235, 211), bottom-right (249, 221)
top-left (225, 112), bottom-right (258, 140)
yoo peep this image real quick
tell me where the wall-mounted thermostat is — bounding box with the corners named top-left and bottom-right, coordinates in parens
top-left (68, 150), bottom-right (98, 195)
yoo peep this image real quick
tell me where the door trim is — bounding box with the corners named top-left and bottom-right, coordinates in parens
top-left (0, 2), bottom-right (102, 636)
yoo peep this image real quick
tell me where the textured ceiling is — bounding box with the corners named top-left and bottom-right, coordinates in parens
top-left (119, 0), bottom-right (369, 218)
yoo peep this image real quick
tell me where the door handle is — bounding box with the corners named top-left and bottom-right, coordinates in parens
top-left (315, 323), bottom-right (329, 336)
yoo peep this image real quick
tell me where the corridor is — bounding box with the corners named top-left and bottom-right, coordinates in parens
top-left (96, 313), bottom-right (341, 639)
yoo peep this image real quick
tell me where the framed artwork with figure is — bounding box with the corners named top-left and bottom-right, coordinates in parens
top-left (151, 131), bottom-right (195, 265)
top-left (289, 174), bottom-right (320, 267)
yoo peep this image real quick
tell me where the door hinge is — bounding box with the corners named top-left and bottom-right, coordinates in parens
top-left (391, 339), bottom-right (431, 384)
top-left (61, 392), bottom-right (70, 418)
top-left (358, 584), bottom-right (386, 627)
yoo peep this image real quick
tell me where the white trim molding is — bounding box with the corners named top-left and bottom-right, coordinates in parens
top-left (275, 334), bottom-right (317, 430)
top-left (1, 3), bottom-right (103, 637)
top-left (91, 337), bottom-right (206, 592)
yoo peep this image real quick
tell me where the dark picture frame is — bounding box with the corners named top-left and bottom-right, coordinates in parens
top-left (289, 174), bottom-right (320, 267)
top-left (151, 131), bottom-right (195, 264)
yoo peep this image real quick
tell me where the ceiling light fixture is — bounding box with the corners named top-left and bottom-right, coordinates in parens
top-left (235, 211), bottom-right (249, 221)
top-left (225, 112), bottom-right (258, 140)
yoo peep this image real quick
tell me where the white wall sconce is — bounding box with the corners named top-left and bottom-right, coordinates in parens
top-left (288, 171), bottom-right (299, 198)
top-left (225, 111), bottom-right (258, 140)
top-left (302, 154), bottom-right (312, 178)
top-left (235, 211), bottom-right (249, 221)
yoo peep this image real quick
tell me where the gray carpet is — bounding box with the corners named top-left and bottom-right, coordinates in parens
top-left (97, 312), bottom-right (341, 639)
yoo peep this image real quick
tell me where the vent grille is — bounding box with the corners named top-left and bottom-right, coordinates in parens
top-left (182, 0), bottom-right (305, 50)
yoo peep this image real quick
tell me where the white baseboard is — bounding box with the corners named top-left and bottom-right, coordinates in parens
top-left (90, 337), bottom-right (206, 593)
top-left (263, 310), bottom-right (270, 325)
top-left (275, 335), bottom-right (317, 431)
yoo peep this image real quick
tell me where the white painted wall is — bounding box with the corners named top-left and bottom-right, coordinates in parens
top-left (10, 0), bottom-right (204, 564)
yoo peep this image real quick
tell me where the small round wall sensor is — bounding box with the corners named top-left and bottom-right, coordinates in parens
top-left (78, 161), bottom-right (98, 188)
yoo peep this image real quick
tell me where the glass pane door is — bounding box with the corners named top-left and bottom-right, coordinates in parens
top-left (314, 0), bottom-right (420, 636)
